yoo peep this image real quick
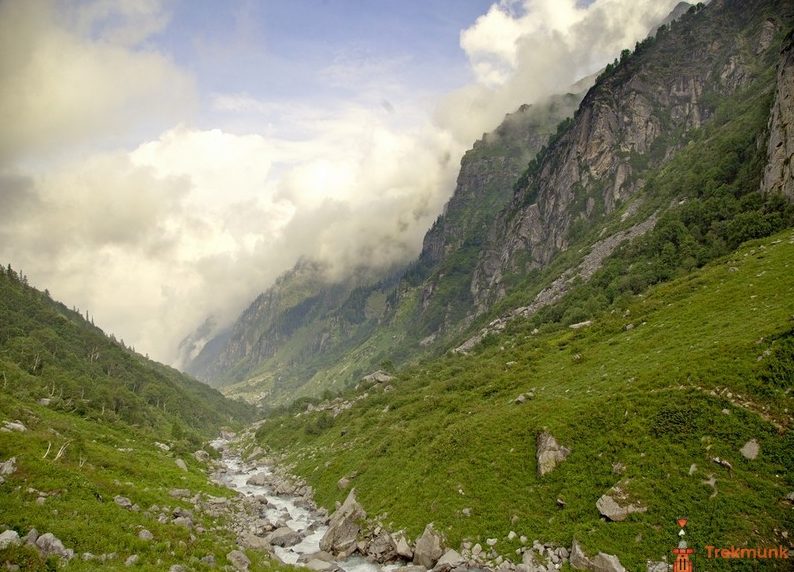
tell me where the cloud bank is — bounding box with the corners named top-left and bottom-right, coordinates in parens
top-left (0, 0), bottom-right (679, 365)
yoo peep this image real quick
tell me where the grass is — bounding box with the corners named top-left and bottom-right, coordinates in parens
top-left (0, 395), bottom-right (294, 571)
top-left (252, 230), bottom-right (794, 571)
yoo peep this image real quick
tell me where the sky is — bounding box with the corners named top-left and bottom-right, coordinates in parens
top-left (0, 0), bottom-right (680, 366)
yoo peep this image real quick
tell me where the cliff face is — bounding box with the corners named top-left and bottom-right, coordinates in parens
top-left (761, 29), bottom-right (794, 200)
top-left (471, 0), bottom-right (792, 310)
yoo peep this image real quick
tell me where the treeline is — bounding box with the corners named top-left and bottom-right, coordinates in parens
top-left (0, 266), bottom-right (255, 436)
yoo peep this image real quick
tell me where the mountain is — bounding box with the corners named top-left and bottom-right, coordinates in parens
top-left (188, 0), bottom-right (793, 411)
top-left (0, 265), bottom-right (254, 436)
top-left (185, 91), bottom-right (589, 404)
top-left (0, 266), bottom-right (277, 570)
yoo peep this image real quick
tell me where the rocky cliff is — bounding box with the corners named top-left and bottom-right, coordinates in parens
top-left (761, 28), bottom-right (794, 199)
top-left (471, 0), bottom-right (792, 310)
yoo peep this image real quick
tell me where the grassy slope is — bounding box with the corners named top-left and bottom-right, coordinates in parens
top-left (252, 230), bottom-right (794, 571)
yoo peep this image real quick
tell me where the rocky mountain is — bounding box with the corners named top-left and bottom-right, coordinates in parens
top-left (186, 0), bottom-right (793, 408)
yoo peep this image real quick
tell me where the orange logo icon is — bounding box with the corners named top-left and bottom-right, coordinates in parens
top-left (673, 518), bottom-right (694, 572)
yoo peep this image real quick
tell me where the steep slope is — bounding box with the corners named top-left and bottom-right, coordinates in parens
top-left (186, 93), bottom-right (588, 403)
top-left (249, 228), bottom-right (794, 572)
top-left (0, 266), bottom-right (254, 435)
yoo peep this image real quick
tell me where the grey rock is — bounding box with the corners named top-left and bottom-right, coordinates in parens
top-left (172, 516), bottom-right (193, 528)
top-left (138, 529), bottom-right (153, 541)
top-left (362, 370), bottom-right (395, 383)
top-left (175, 458), bottom-right (188, 472)
top-left (413, 524), bottom-right (445, 569)
top-left (394, 532), bottom-right (413, 559)
top-left (760, 30), bottom-right (794, 200)
top-left (240, 532), bottom-right (272, 551)
top-left (2, 421), bottom-right (26, 432)
top-left (569, 539), bottom-right (593, 570)
top-left (536, 432), bottom-right (571, 476)
top-left (435, 549), bottom-right (465, 570)
top-left (200, 555), bottom-right (216, 566)
top-left (169, 565), bottom-right (186, 572)
top-left (0, 530), bottom-right (20, 550)
top-left (125, 554), bottom-right (139, 566)
top-left (337, 477), bottom-right (351, 490)
top-left (169, 488), bottom-right (191, 498)
top-left (114, 495), bottom-right (133, 509)
top-left (23, 528), bottom-right (38, 545)
top-left (266, 526), bottom-right (302, 547)
top-left (647, 561), bottom-right (670, 572)
top-left (596, 481), bottom-right (647, 521)
top-left (320, 488), bottom-right (366, 556)
top-left (307, 559), bottom-right (338, 571)
top-left (740, 439), bottom-right (760, 460)
top-left (193, 450), bottom-right (210, 462)
top-left (36, 532), bottom-right (70, 558)
top-left (368, 529), bottom-right (397, 562)
top-left (246, 472), bottom-right (268, 486)
top-left (227, 549), bottom-right (251, 571)
top-left (592, 552), bottom-right (626, 572)
top-left (0, 457), bottom-right (17, 476)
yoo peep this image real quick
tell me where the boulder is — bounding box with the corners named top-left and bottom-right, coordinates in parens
top-left (393, 532), bottom-right (413, 559)
top-left (412, 524), bottom-right (444, 569)
top-left (362, 371), bottom-right (395, 384)
top-left (246, 472), bottom-right (269, 486)
top-left (1, 420), bottom-right (26, 432)
top-left (169, 488), bottom-right (191, 498)
top-left (137, 529), bottom-right (153, 541)
top-left (125, 554), bottom-right (139, 566)
top-left (368, 529), bottom-right (397, 562)
top-left (114, 496), bottom-right (133, 509)
top-left (740, 439), bottom-right (760, 460)
top-left (646, 561), bottom-right (670, 572)
top-left (239, 532), bottom-right (272, 551)
top-left (0, 530), bottom-right (20, 550)
top-left (193, 450), bottom-right (210, 463)
top-left (36, 532), bottom-right (71, 559)
top-left (536, 432), bottom-right (571, 476)
top-left (596, 481), bottom-right (646, 521)
top-left (569, 539), bottom-right (593, 570)
top-left (337, 477), bottom-right (351, 491)
top-left (266, 526), bottom-right (302, 547)
top-left (320, 488), bottom-right (367, 555)
top-left (0, 457), bottom-right (17, 476)
top-left (592, 552), bottom-right (626, 572)
top-left (227, 549), bottom-right (250, 571)
top-left (306, 559), bottom-right (339, 571)
top-left (434, 549), bottom-right (465, 570)
top-left (175, 459), bottom-right (188, 472)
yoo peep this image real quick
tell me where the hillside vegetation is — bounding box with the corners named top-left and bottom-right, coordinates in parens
top-left (252, 229), bottom-right (794, 571)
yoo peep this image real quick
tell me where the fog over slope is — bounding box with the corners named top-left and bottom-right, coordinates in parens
top-left (0, 0), bottom-right (679, 364)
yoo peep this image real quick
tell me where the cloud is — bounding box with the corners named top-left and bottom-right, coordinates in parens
top-left (439, 0), bottom-right (680, 144)
top-left (0, 0), bottom-right (195, 166)
top-left (1, 0), bottom-right (684, 367)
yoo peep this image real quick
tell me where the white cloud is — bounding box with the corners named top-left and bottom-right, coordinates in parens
top-left (0, 0), bottom-right (195, 166)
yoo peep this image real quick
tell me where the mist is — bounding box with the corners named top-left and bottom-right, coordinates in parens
top-left (0, 0), bottom-right (680, 365)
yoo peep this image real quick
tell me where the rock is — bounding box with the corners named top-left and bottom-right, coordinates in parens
top-left (201, 555), bottom-right (217, 566)
top-left (138, 529), bottom-right (153, 541)
top-left (514, 394), bottom-right (527, 404)
top-left (1, 420), bottom-right (26, 432)
top-left (486, 538), bottom-right (498, 546)
top-left (172, 516), bottom-right (193, 528)
top-left (0, 530), bottom-right (21, 550)
top-left (435, 549), bottom-right (465, 570)
top-left (175, 459), bottom-right (188, 472)
top-left (227, 550), bottom-right (251, 571)
top-left (646, 561), bottom-right (669, 572)
top-left (246, 472), bottom-right (269, 486)
top-left (740, 439), bottom-right (760, 460)
top-left (0, 457), bottom-right (17, 476)
top-left (169, 488), bottom-right (191, 498)
top-left (592, 552), bottom-right (626, 572)
top-left (193, 450), bottom-right (210, 463)
top-left (169, 565), bottom-right (186, 572)
top-left (569, 320), bottom-right (592, 329)
top-left (36, 532), bottom-right (70, 559)
top-left (362, 370), bottom-right (395, 383)
top-left (413, 524), bottom-right (444, 569)
top-left (337, 477), bottom-right (351, 490)
top-left (320, 488), bottom-right (367, 555)
top-left (23, 528), bottom-right (38, 545)
top-left (368, 529), bottom-right (397, 562)
top-left (125, 554), bottom-right (139, 566)
top-left (306, 559), bottom-right (338, 571)
top-left (536, 431), bottom-right (571, 476)
top-left (596, 481), bottom-right (646, 521)
top-left (114, 496), bottom-right (133, 509)
top-left (240, 532), bottom-right (272, 551)
top-left (155, 442), bottom-right (170, 452)
top-left (570, 539), bottom-right (593, 570)
top-left (266, 526), bottom-right (302, 547)
top-left (461, 508), bottom-right (472, 517)
top-left (507, 531), bottom-right (517, 541)
top-left (394, 532), bottom-right (413, 559)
